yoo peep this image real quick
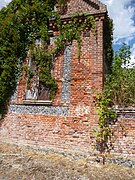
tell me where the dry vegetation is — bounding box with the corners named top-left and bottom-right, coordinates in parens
top-left (0, 142), bottom-right (135, 180)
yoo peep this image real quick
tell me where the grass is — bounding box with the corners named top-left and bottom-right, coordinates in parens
top-left (0, 141), bottom-right (135, 180)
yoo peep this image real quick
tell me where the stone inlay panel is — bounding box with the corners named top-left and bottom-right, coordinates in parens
top-left (117, 110), bottom-right (135, 119)
top-left (8, 104), bottom-right (69, 116)
top-left (61, 45), bottom-right (72, 102)
top-left (118, 114), bottom-right (135, 119)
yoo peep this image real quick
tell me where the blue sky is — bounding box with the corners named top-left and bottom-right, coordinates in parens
top-left (100, 0), bottom-right (135, 64)
top-left (0, 0), bottom-right (135, 64)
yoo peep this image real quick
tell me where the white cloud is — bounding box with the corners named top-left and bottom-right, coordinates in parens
top-left (101, 0), bottom-right (135, 44)
top-left (0, 0), bottom-right (11, 9)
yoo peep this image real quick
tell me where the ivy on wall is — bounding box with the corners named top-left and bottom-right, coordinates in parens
top-left (0, 0), bottom-right (99, 113)
top-left (104, 16), bottom-right (113, 72)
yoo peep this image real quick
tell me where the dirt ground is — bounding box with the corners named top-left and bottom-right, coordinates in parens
top-left (0, 141), bottom-right (135, 180)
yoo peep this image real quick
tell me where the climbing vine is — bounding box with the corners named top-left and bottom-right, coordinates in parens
top-left (94, 93), bottom-right (117, 164)
top-left (0, 0), bottom-right (97, 113)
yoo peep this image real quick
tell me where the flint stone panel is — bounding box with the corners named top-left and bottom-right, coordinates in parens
top-left (8, 104), bottom-right (69, 116)
top-left (61, 45), bottom-right (72, 102)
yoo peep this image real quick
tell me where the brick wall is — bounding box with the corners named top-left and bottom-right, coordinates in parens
top-left (111, 115), bottom-right (135, 157)
top-left (0, 111), bottom-right (135, 157)
top-left (0, 113), bottom-right (98, 153)
top-left (0, 14), bottom-right (135, 158)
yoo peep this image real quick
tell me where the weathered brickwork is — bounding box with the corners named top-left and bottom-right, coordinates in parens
top-left (0, 113), bottom-right (98, 153)
top-left (0, 112), bottom-right (135, 157)
top-left (0, 0), bottom-right (135, 158)
top-left (111, 115), bottom-right (135, 157)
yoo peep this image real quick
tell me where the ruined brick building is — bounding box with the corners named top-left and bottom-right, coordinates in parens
top-left (0, 0), bottom-right (135, 157)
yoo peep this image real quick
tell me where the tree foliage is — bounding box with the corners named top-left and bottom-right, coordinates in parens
top-left (95, 44), bottom-right (135, 162)
top-left (105, 43), bottom-right (135, 107)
